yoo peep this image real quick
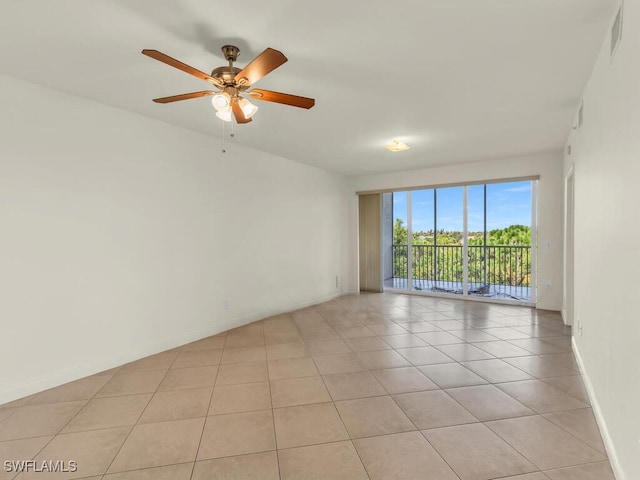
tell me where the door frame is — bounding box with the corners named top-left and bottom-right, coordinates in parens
top-left (563, 165), bottom-right (575, 326)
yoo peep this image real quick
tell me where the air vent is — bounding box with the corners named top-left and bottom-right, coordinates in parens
top-left (611, 2), bottom-right (623, 59)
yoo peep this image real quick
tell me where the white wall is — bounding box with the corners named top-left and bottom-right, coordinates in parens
top-left (352, 152), bottom-right (564, 311)
top-left (0, 75), bottom-right (354, 404)
top-left (564, 2), bottom-right (640, 478)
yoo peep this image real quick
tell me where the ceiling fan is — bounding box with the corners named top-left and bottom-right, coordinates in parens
top-left (141, 45), bottom-right (315, 124)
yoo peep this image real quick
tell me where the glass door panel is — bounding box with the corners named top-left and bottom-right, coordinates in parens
top-left (410, 189), bottom-right (434, 292)
top-left (485, 181), bottom-right (533, 301)
top-left (467, 185), bottom-right (487, 295)
top-left (387, 191), bottom-right (409, 290)
top-left (434, 186), bottom-right (464, 294)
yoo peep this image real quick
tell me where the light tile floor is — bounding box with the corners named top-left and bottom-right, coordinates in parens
top-left (0, 293), bottom-right (616, 480)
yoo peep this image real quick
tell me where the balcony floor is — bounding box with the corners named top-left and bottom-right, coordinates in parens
top-left (384, 277), bottom-right (532, 302)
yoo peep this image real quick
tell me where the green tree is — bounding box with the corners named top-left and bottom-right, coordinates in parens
top-left (392, 218), bottom-right (409, 278)
top-left (393, 218), bottom-right (407, 244)
top-left (488, 225), bottom-right (530, 245)
top-left (392, 222), bottom-right (532, 288)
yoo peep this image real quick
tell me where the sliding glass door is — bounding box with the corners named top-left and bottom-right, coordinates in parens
top-left (384, 179), bottom-right (537, 304)
top-left (467, 181), bottom-right (534, 300)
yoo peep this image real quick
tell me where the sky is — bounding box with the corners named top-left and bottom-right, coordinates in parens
top-left (393, 180), bottom-right (533, 232)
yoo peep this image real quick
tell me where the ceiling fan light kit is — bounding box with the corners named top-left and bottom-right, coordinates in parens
top-left (210, 91), bottom-right (257, 123)
top-left (141, 44), bottom-right (315, 125)
top-left (211, 92), bottom-right (230, 110)
top-left (238, 97), bottom-right (258, 118)
top-left (215, 109), bottom-right (232, 122)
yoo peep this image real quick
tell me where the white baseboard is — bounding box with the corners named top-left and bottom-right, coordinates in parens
top-left (341, 289), bottom-right (361, 296)
top-left (0, 291), bottom-right (345, 405)
top-left (571, 337), bottom-right (625, 480)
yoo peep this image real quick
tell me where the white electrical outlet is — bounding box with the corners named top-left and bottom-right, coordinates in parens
top-left (224, 301), bottom-right (229, 310)
top-left (335, 275), bottom-right (341, 289)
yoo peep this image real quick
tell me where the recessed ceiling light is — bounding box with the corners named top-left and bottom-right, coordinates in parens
top-left (385, 139), bottom-right (410, 152)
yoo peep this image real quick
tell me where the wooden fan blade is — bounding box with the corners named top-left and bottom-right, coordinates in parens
top-left (249, 89), bottom-right (315, 109)
top-left (142, 49), bottom-right (222, 87)
top-left (234, 48), bottom-right (287, 86)
top-left (231, 100), bottom-right (252, 124)
top-left (152, 91), bottom-right (217, 104)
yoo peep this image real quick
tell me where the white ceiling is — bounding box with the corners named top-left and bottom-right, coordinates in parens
top-left (0, 0), bottom-right (616, 175)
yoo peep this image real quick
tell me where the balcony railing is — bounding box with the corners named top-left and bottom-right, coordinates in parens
top-left (391, 244), bottom-right (532, 300)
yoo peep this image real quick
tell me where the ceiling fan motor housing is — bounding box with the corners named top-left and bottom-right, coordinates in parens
top-left (210, 65), bottom-right (243, 86)
top-left (212, 45), bottom-right (248, 89)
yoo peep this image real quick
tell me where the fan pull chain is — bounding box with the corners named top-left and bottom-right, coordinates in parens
top-left (220, 119), bottom-right (236, 154)
top-left (221, 119), bottom-right (226, 153)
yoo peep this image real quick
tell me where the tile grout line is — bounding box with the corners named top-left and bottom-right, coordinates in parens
top-left (330, 299), bottom-right (589, 479)
top-left (384, 372), bottom-right (466, 480)
top-left (100, 344), bottom-right (185, 477)
top-left (262, 319), bottom-right (283, 480)
top-left (311, 306), bottom-right (373, 480)
top-left (483, 412), bottom-right (606, 472)
top-left (315, 303), bottom-right (486, 479)
top-left (8, 365), bottom-right (128, 479)
top-left (188, 330), bottom-right (228, 480)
